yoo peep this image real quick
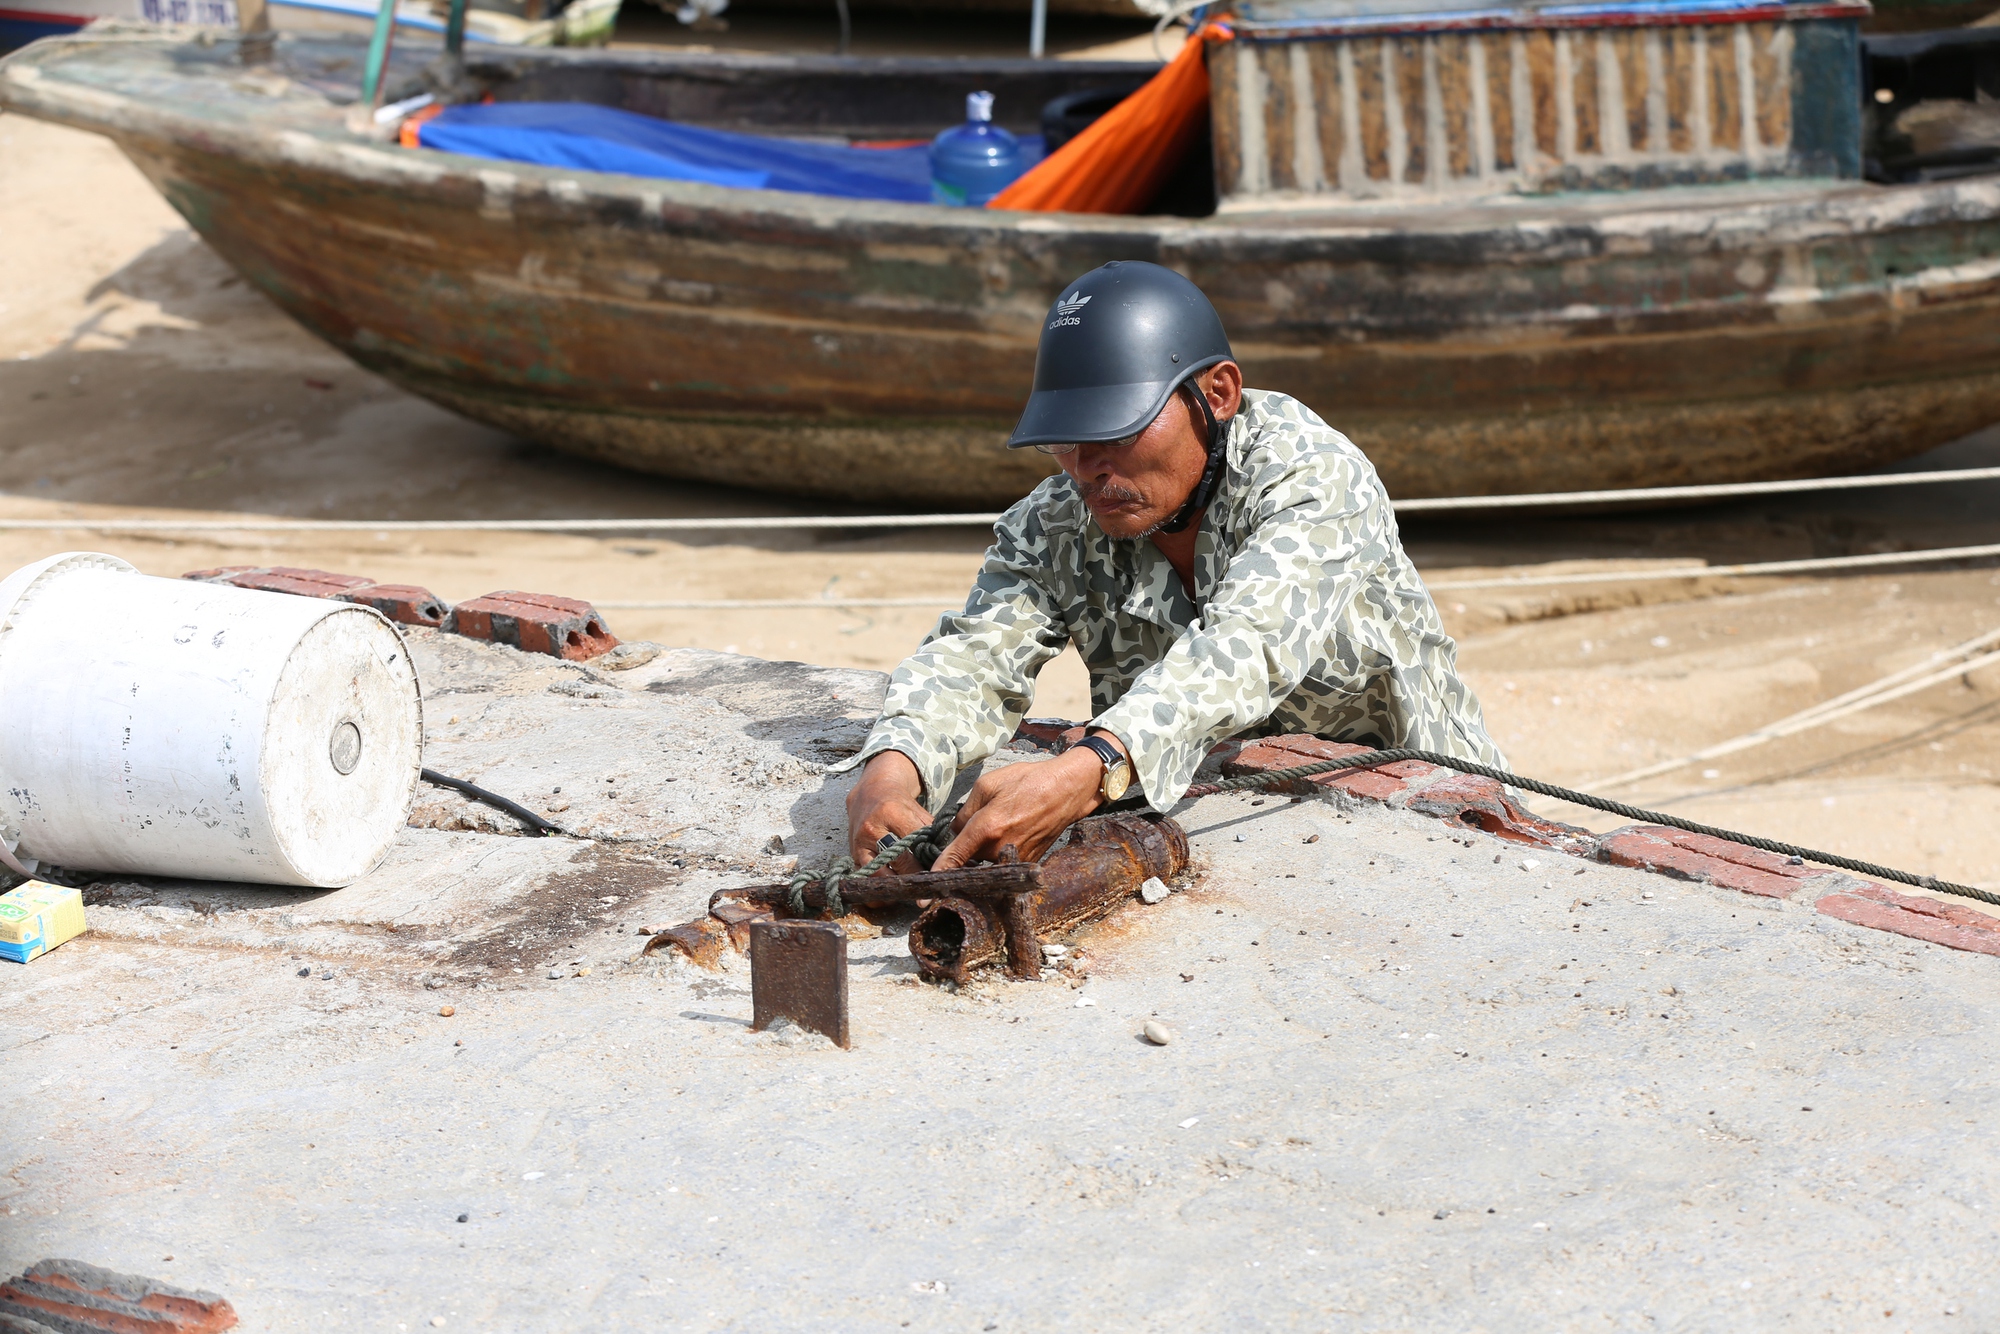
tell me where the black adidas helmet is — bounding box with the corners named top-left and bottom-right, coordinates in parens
top-left (1005, 261), bottom-right (1235, 451)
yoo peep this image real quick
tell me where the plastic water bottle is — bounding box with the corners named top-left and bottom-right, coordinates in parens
top-left (930, 91), bottom-right (1025, 207)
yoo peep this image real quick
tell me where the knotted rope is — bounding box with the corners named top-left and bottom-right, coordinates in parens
top-left (786, 809), bottom-right (959, 918)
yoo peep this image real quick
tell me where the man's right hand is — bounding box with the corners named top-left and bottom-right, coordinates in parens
top-left (844, 750), bottom-right (935, 872)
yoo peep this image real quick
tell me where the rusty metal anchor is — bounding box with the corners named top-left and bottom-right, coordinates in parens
top-left (645, 813), bottom-right (1189, 988)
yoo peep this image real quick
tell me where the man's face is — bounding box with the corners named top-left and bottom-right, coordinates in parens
top-left (1056, 385), bottom-right (1212, 540)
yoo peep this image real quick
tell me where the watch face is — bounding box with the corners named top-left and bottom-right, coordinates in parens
top-left (1100, 763), bottom-right (1131, 802)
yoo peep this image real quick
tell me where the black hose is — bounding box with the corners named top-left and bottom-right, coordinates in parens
top-left (420, 768), bottom-right (565, 837)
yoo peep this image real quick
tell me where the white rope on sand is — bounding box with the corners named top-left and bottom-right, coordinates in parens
top-left (596, 542), bottom-right (2000, 609)
top-left (0, 512), bottom-right (1005, 534)
top-left (600, 598), bottom-right (968, 610)
top-left (0, 465), bottom-right (1994, 535)
top-left (1580, 627), bottom-right (2000, 793)
top-left (1423, 542), bottom-right (2000, 592)
top-left (1391, 465), bottom-right (2000, 512)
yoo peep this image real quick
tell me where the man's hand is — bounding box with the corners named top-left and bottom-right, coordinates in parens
top-left (931, 733), bottom-right (1129, 870)
top-left (845, 750), bottom-right (935, 871)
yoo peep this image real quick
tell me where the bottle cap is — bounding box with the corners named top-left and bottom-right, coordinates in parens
top-left (966, 90), bottom-right (995, 123)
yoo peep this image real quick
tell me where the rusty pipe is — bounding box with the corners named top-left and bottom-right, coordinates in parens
top-left (908, 813), bottom-right (1188, 984)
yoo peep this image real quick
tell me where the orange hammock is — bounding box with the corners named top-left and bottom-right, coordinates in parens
top-left (989, 21), bottom-right (1232, 215)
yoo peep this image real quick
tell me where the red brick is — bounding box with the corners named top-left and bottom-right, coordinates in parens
top-left (1222, 736), bottom-right (1439, 801)
top-left (182, 565), bottom-right (375, 599)
top-left (341, 583), bottom-right (449, 628)
top-left (1815, 882), bottom-right (2000, 958)
top-left (449, 591), bottom-right (619, 661)
top-left (1596, 826), bottom-right (1832, 899)
top-left (1633, 828), bottom-right (1828, 881)
top-left (1405, 772), bottom-right (1593, 850)
top-left (1250, 734), bottom-right (1444, 779)
top-left (0, 1257), bottom-right (237, 1333)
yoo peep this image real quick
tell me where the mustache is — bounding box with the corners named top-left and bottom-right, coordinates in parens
top-left (1080, 480), bottom-right (1146, 505)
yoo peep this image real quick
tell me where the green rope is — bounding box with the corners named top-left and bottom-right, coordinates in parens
top-left (1175, 748), bottom-right (2000, 909)
top-left (787, 809), bottom-right (958, 918)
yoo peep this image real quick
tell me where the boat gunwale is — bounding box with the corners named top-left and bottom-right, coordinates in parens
top-left (4, 30), bottom-right (2000, 268)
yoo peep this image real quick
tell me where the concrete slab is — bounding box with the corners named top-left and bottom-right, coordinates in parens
top-left (4, 647), bottom-right (1997, 1330)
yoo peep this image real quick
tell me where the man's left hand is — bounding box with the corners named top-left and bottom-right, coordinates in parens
top-left (930, 741), bottom-right (1120, 870)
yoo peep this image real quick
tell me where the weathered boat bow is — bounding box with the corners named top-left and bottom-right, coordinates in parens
top-left (4, 30), bottom-right (1999, 505)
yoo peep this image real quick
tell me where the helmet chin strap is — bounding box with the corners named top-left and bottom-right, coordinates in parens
top-left (1155, 383), bottom-right (1225, 536)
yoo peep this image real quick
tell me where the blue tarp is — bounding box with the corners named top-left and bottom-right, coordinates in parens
top-left (416, 102), bottom-right (1043, 202)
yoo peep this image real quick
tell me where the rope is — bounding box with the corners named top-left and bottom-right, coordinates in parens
top-left (596, 542), bottom-right (2000, 610)
top-left (1173, 749), bottom-right (2000, 908)
top-left (2, 464), bottom-right (1994, 536)
top-left (1584, 634), bottom-right (2000, 793)
top-left (1425, 542), bottom-right (2000, 592)
top-left (786, 809), bottom-right (958, 917)
top-left (1392, 465), bottom-right (2000, 513)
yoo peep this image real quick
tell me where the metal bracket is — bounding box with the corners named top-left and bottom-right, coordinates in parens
top-left (749, 919), bottom-right (849, 1049)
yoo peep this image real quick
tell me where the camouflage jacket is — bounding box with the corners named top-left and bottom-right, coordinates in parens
top-left (841, 389), bottom-right (1506, 813)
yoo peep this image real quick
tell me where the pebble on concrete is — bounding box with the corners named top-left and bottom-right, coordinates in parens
top-left (1143, 1020), bottom-right (1175, 1046)
top-left (1139, 876), bottom-right (1170, 905)
top-left (546, 968), bottom-right (564, 980)
top-left (438, 1006), bottom-right (455, 1018)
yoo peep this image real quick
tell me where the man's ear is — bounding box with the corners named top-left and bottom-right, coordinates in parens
top-left (1205, 361), bottom-right (1244, 420)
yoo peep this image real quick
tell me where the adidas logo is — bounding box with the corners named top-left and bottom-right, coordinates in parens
top-left (1048, 291), bottom-right (1091, 330)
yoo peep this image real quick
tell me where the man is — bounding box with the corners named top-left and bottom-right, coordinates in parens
top-left (839, 261), bottom-right (1504, 872)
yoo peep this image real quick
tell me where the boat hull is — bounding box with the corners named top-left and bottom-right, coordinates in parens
top-left (7, 34), bottom-right (2000, 506)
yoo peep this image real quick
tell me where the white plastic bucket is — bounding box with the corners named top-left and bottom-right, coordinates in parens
top-left (0, 553), bottom-right (424, 888)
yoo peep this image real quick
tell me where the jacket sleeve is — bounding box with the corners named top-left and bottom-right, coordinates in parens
top-left (1091, 443), bottom-right (1392, 810)
top-left (836, 505), bottom-right (1073, 812)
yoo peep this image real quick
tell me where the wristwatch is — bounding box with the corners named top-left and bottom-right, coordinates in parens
top-left (1073, 734), bottom-right (1132, 803)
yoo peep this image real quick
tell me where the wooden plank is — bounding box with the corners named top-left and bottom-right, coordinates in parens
top-left (1571, 30), bottom-right (1601, 157)
top-left (1307, 40), bottom-right (1346, 192)
top-left (1663, 26), bottom-right (1695, 154)
top-left (1612, 28), bottom-right (1649, 156)
top-left (1207, 39), bottom-right (1246, 197)
top-left (1734, 24), bottom-right (1758, 152)
top-left (1353, 36), bottom-right (1391, 182)
top-left (1288, 43), bottom-right (1328, 193)
top-left (1594, 31), bottom-right (1628, 158)
top-left (1437, 32), bottom-right (1474, 180)
top-left (1468, 31), bottom-right (1499, 177)
top-left (1643, 28), bottom-right (1669, 158)
top-left (1750, 21), bottom-right (1792, 153)
top-left (1488, 29), bottom-right (1512, 172)
top-left (1395, 35), bottom-right (1428, 183)
top-left (1707, 24), bottom-right (1742, 153)
top-left (1524, 29), bottom-right (1559, 164)
top-left (1259, 41), bottom-right (1297, 192)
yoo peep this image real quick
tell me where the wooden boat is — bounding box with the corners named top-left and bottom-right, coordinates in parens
top-left (3, 25), bottom-right (1999, 506)
top-left (0, 0), bottom-right (611, 52)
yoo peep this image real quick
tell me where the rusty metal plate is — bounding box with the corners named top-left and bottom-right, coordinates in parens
top-left (749, 919), bottom-right (849, 1049)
